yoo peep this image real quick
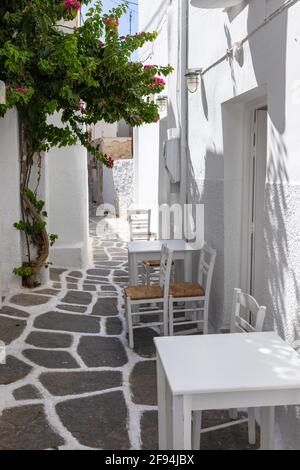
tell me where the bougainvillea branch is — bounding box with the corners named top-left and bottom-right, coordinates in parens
top-left (0, 0), bottom-right (172, 287)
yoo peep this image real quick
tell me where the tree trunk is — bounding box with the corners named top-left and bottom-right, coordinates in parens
top-left (19, 118), bottom-right (49, 288)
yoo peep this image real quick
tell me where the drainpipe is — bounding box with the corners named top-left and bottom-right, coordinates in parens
top-left (179, 0), bottom-right (189, 224)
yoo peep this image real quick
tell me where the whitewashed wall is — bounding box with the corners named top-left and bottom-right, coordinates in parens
top-left (135, 0), bottom-right (169, 234)
top-left (138, 0), bottom-right (300, 448)
top-left (187, 0), bottom-right (300, 448)
top-left (93, 121), bottom-right (118, 139)
top-left (188, 0), bottom-right (300, 329)
top-left (113, 159), bottom-right (134, 219)
top-left (0, 109), bottom-right (22, 294)
top-left (47, 144), bottom-right (89, 269)
top-left (48, 15), bottom-right (89, 270)
top-left (46, 114), bottom-right (89, 269)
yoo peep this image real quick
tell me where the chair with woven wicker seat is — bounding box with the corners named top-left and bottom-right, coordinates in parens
top-left (192, 288), bottom-right (267, 450)
top-left (124, 245), bottom-right (173, 349)
top-left (141, 258), bottom-right (161, 285)
top-left (127, 209), bottom-right (152, 241)
top-left (168, 242), bottom-right (216, 336)
top-left (141, 258), bottom-right (176, 285)
top-left (127, 209), bottom-right (159, 284)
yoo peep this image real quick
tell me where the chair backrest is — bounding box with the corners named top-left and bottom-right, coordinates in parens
top-left (159, 244), bottom-right (173, 296)
top-left (292, 340), bottom-right (300, 355)
top-left (197, 242), bottom-right (216, 298)
top-left (230, 288), bottom-right (266, 333)
top-left (127, 209), bottom-right (151, 241)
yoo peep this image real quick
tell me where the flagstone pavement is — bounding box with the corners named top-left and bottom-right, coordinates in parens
top-left (0, 207), bottom-right (259, 450)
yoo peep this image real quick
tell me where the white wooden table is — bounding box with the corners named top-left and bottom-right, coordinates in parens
top-left (127, 239), bottom-right (198, 285)
top-left (155, 332), bottom-right (300, 450)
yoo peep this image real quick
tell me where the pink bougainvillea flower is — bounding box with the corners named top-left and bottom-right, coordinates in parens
top-left (105, 17), bottom-right (119, 28)
top-left (148, 76), bottom-right (166, 90)
top-left (79, 99), bottom-right (85, 112)
top-left (107, 156), bottom-right (114, 168)
top-left (64, 0), bottom-right (81, 12)
top-left (132, 115), bottom-right (142, 124)
top-left (144, 65), bottom-right (157, 76)
top-left (153, 77), bottom-right (166, 86)
top-left (15, 87), bottom-right (29, 93)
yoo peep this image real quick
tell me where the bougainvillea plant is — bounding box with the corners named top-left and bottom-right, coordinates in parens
top-left (0, 0), bottom-right (172, 287)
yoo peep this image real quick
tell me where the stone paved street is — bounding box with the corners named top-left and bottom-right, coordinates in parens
top-left (0, 208), bottom-right (259, 450)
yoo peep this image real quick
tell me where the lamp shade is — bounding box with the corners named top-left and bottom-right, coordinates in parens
top-left (156, 95), bottom-right (168, 112)
top-left (185, 69), bottom-right (201, 93)
top-left (191, 0), bottom-right (242, 8)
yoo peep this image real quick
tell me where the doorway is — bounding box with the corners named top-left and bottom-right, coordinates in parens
top-left (246, 107), bottom-right (268, 303)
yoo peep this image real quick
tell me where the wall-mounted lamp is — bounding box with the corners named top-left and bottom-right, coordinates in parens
top-left (185, 69), bottom-right (202, 93)
top-left (156, 95), bottom-right (168, 112)
top-left (232, 41), bottom-right (243, 62)
top-left (0, 80), bottom-right (6, 104)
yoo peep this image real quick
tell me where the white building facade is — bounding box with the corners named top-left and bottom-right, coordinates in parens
top-left (136, 0), bottom-right (300, 448)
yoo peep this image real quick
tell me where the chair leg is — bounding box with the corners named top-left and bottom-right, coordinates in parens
top-left (163, 301), bottom-right (168, 337)
top-left (247, 408), bottom-right (256, 445)
top-left (158, 302), bottom-right (164, 336)
top-left (203, 298), bottom-right (209, 335)
top-left (125, 298), bottom-right (129, 335)
top-left (146, 265), bottom-right (151, 285)
top-left (141, 264), bottom-right (146, 285)
top-left (127, 298), bottom-right (134, 349)
top-left (192, 301), bottom-right (197, 322)
top-left (192, 411), bottom-right (202, 450)
top-left (169, 296), bottom-right (174, 336)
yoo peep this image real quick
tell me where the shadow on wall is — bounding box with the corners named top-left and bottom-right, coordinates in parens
top-left (248, 2), bottom-right (300, 448)
top-left (224, 1), bottom-right (248, 96)
top-left (247, 2), bottom-right (296, 336)
top-left (141, 0), bottom-right (168, 41)
top-left (187, 147), bottom-right (225, 331)
top-left (158, 115), bottom-right (169, 208)
top-left (264, 122), bottom-right (300, 449)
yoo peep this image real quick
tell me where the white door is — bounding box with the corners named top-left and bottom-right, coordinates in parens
top-left (248, 109), bottom-right (268, 303)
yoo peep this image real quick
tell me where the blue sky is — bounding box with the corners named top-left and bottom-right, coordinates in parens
top-left (82, 0), bottom-right (138, 37)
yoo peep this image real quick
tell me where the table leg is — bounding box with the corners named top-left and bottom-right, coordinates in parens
top-left (128, 252), bottom-right (134, 285)
top-left (132, 254), bottom-right (139, 285)
top-left (184, 252), bottom-right (193, 282)
top-left (157, 355), bottom-right (168, 450)
top-left (172, 395), bottom-right (192, 450)
top-left (184, 253), bottom-right (194, 320)
top-left (260, 407), bottom-right (275, 450)
top-left (129, 254), bottom-right (139, 319)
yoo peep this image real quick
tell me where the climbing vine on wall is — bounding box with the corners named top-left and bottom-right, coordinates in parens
top-left (0, 0), bottom-right (172, 287)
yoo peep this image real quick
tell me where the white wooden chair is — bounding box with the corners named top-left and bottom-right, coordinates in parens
top-left (124, 245), bottom-right (173, 349)
top-left (128, 209), bottom-right (159, 284)
top-left (141, 258), bottom-right (175, 286)
top-left (293, 341), bottom-right (300, 354)
top-left (127, 209), bottom-right (151, 241)
top-left (141, 258), bottom-right (161, 285)
top-left (168, 242), bottom-right (216, 336)
top-left (192, 288), bottom-right (267, 450)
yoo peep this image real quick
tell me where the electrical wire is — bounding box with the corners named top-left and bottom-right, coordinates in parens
top-left (201, 0), bottom-right (299, 76)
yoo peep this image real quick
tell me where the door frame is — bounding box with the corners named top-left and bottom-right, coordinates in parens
top-left (240, 97), bottom-right (268, 296)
